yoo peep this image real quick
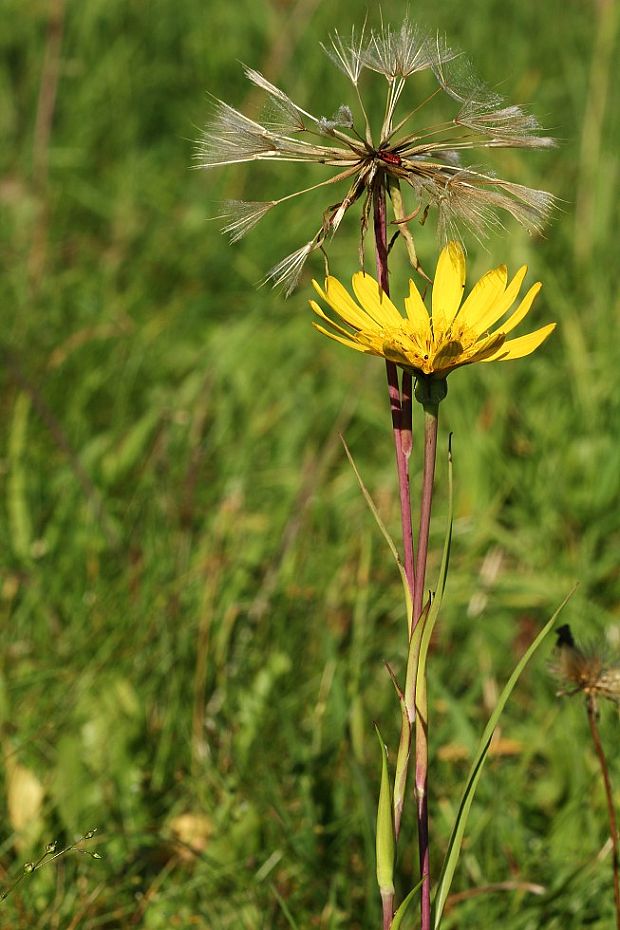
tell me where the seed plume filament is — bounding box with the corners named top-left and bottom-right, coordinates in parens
top-left (197, 17), bottom-right (555, 294)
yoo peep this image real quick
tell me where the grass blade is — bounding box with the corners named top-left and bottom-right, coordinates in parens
top-left (271, 883), bottom-right (301, 930)
top-left (391, 878), bottom-right (424, 930)
top-left (432, 585), bottom-right (577, 929)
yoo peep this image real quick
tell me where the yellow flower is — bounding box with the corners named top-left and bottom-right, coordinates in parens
top-left (311, 241), bottom-right (555, 380)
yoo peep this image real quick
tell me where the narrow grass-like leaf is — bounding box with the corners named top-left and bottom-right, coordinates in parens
top-left (101, 408), bottom-right (161, 485)
top-left (390, 878), bottom-right (425, 930)
top-left (8, 392), bottom-right (33, 562)
top-left (374, 724), bottom-right (395, 898)
top-left (389, 664), bottom-right (412, 835)
top-left (342, 436), bottom-right (413, 625)
top-left (432, 585), bottom-right (577, 929)
top-left (271, 883), bottom-right (301, 930)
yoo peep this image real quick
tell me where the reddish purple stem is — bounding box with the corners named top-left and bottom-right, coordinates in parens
top-left (374, 178), bottom-right (433, 930)
top-left (382, 893), bottom-right (394, 930)
top-left (372, 183), bottom-right (416, 607)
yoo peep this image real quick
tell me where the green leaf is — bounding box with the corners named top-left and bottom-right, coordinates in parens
top-left (432, 585), bottom-right (577, 929)
top-left (374, 724), bottom-right (395, 897)
top-left (101, 408), bottom-right (161, 485)
top-left (8, 392), bottom-right (33, 562)
top-left (390, 878), bottom-right (424, 930)
top-left (391, 671), bottom-right (412, 837)
top-left (271, 883), bottom-right (301, 930)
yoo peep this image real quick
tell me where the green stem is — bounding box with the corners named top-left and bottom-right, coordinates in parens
top-left (414, 404), bottom-right (439, 626)
top-left (382, 892), bottom-right (394, 930)
top-left (414, 402), bottom-right (439, 930)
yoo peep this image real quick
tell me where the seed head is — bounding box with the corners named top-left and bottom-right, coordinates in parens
top-left (196, 18), bottom-right (555, 295)
top-left (551, 624), bottom-right (620, 705)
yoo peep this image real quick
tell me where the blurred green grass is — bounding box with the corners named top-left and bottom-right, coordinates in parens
top-left (1, 0), bottom-right (619, 926)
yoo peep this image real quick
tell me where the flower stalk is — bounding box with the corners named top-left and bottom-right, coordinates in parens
top-left (553, 625), bottom-right (620, 929)
top-left (586, 695), bottom-right (620, 930)
top-left (373, 181), bottom-right (416, 610)
top-left (412, 398), bottom-right (441, 930)
top-left (413, 393), bottom-right (442, 626)
top-left (373, 173), bottom-right (434, 930)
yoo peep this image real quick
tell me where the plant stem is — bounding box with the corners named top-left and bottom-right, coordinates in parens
top-left (413, 403), bottom-right (439, 930)
top-left (586, 695), bottom-right (620, 930)
top-left (373, 175), bottom-right (419, 930)
top-left (382, 891), bottom-right (394, 930)
top-left (414, 405), bottom-right (439, 626)
top-left (401, 371), bottom-right (413, 483)
top-left (372, 180), bottom-right (416, 610)
top-left (415, 698), bottom-right (431, 930)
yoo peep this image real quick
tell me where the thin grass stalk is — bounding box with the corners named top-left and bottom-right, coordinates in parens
top-left (586, 695), bottom-right (620, 930)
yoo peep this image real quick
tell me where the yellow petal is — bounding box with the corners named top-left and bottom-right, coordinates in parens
top-left (480, 322), bottom-right (556, 362)
top-left (491, 282), bottom-right (542, 337)
top-left (404, 279), bottom-right (431, 340)
top-left (351, 273), bottom-right (403, 326)
top-left (313, 278), bottom-right (377, 331)
top-left (309, 299), bottom-right (359, 340)
top-left (432, 241), bottom-right (466, 337)
top-left (431, 339), bottom-right (468, 374)
top-left (473, 265), bottom-right (528, 335)
top-left (461, 331), bottom-right (506, 364)
top-left (312, 322), bottom-right (369, 353)
top-left (457, 265), bottom-right (507, 329)
top-left (381, 334), bottom-right (426, 370)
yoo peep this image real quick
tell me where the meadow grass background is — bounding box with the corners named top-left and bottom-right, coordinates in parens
top-left (1, 0), bottom-right (620, 926)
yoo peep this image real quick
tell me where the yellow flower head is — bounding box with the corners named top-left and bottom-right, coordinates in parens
top-left (311, 242), bottom-right (555, 380)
